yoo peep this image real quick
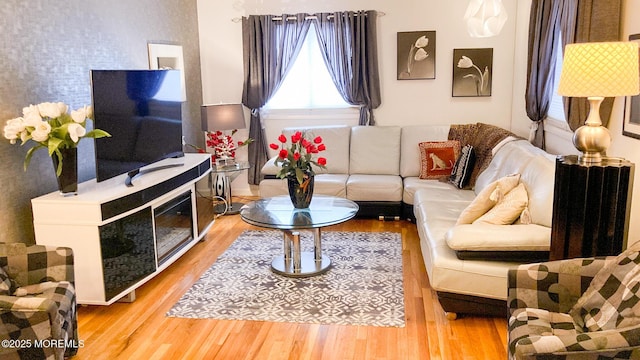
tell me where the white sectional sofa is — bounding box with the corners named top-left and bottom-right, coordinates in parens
top-left (260, 123), bottom-right (557, 317)
top-left (261, 125), bottom-right (406, 218)
top-left (414, 139), bottom-right (556, 317)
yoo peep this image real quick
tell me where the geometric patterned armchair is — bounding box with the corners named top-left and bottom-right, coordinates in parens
top-left (507, 242), bottom-right (640, 360)
top-left (0, 242), bottom-right (78, 360)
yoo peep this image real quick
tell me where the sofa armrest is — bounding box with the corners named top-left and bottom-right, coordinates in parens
top-left (507, 257), bottom-right (613, 315)
top-left (0, 243), bottom-right (74, 287)
top-left (510, 324), bottom-right (640, 359)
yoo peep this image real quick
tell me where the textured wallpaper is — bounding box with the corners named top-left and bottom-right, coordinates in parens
top-left (0, 0), bottom-right (202, 243)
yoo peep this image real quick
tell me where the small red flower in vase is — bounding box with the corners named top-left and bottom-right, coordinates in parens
top-left (205, 130), bottom-right (254, 164)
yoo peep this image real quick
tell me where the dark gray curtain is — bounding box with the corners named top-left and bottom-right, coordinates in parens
top-left (312, 10), bottom-right (381, 126)
top-left (242, 14), bottom-right (312, 185)
top-left (562, 0), bottom-right (622, 132)
top-left (525, 0), bottom-right (564, 149)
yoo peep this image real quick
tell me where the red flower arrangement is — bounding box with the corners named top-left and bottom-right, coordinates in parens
top-left (270, 130), bottom-right (327, 184)
top-left (206, 130), bottom-right (253, 159)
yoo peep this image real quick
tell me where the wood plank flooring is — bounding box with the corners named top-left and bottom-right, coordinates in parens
top-left (74, 207), bottom-right (508, 359)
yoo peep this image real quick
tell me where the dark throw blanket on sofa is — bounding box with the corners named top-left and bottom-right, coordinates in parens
top-left (448, 123), bottom-right (520, 189)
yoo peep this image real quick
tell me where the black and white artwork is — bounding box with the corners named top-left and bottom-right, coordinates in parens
top-left (623, 34), bottom-right (640, 139)
top-left (397, 31), bottom-right (436, 80)
top-left (452, 48), bottom-right (493, 97)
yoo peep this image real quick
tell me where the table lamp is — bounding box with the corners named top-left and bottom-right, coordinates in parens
top-left (201, 103), bottom-right (246, 166)
top-left (558, 41), bottom-right (639, 164)
top-left (201, 103), bottom-right (246, 132)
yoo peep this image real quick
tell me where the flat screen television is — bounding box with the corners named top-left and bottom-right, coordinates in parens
top-left (91, 69), bottom-right (184, 185)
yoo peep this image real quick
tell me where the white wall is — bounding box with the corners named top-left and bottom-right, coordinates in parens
top-left (197, 0), bottom-right (519, 195)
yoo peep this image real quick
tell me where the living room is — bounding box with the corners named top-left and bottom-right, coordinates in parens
top-left (2, 0), bottom-right (640, 359)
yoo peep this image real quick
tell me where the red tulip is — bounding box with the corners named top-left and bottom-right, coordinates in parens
top-left (314, 136), bottom-right (322, 144)
top-left (293, 152), bottom-right (301, 161)
top-left (318, 144), bottom-right (326, 151)
top-left (301, 139), bottom-right (311, 148)
top-left (269, 143), bottom-right (279, 150)
top-left (278, 134), bottom-right (287, 143)
top-left (291, 131), bottom-right (302, 143)
top-left (278, 149), bottom-right (288, 159)
top-left (317, 157), bottom-right (327, 166)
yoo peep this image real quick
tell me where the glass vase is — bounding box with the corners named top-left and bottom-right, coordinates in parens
top-left (51, 147), bottom-right (78, 196)
top-left (287, 173), bottom-right (314, 209)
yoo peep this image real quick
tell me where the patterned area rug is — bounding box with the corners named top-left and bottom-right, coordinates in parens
top-left (167, 230), bottom-right (405, 327)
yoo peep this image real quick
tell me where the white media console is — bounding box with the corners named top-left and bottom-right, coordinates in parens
top-left (31, 153), bottom-right (215, 305)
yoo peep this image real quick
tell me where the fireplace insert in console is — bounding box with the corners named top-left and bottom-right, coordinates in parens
top-left (154, 191), bottom-right (194, 265)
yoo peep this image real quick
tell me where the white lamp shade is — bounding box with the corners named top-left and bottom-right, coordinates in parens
top-left (558, 42), bottom-right (640, 97)
top-left (201, 104), bottom-right (246, 131)
top-left (464, 0), bottom-right (508, 38)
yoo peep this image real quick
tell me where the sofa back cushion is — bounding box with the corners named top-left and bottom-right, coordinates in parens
top-left (475, 140), bottom-right (555, 227)
top-left (350, 126), bottom-right (401, 175)
top-left (282, 125), bottom-right (351, 174)
top-left (400, 125), bottom-right (451, 177)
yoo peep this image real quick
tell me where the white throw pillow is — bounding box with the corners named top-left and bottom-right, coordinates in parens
top-left (456, 173), bottom-right (520, 225)
top-left (473, 183), bottom-right (529, 225)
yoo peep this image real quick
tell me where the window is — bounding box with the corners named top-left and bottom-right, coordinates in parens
top-left (547, 34), bottom-right (566, 122)
top-left (264, 24), bottom-right (350, 110)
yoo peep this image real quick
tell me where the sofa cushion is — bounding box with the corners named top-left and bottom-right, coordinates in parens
top-left (445, 223), bottom-right (551, 252)
top-left (403, 178), bottom-right (474, 205)
top-left (413, 191), bottom-right (517, 301)
top-left (350, 126), bottom-right (401, 175)
top-left (347, 174), bottom-right (403, 201)
top-left (449, 144), bottom-right (476, 189)
top-left (418, 140), bottom-right (461, 179)
top-left (456, 173), bottom-right (521, 225)
top-left (400, 125), bottom-right (451, 177)
top-left (474, 183), bottom-right (529, 225)
top-left (475, 140), bottom-right (555, 227)
top-left (570, 241), bottom-right (640, 332)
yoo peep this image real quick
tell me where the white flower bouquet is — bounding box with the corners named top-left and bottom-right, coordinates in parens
top-left (3, 102), bottom-right (110, 175)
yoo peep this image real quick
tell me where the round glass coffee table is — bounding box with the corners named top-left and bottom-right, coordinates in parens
top-left (240, 195), bottom-right (359, 277)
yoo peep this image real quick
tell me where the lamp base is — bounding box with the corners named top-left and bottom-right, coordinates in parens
top-left (572, 96), bottom-right (611, 165)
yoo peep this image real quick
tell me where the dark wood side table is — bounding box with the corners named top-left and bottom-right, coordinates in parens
top-left (550, 155), bottom-right (634, 260)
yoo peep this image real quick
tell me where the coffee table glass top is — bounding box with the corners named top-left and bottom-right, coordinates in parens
top-left (240, 195), bottom-right (358, 230)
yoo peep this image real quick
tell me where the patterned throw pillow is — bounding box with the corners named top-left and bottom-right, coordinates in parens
top-left (473, 183), bottom-right (528, 225)
top-left (449, 144), bottom-right (475, 189)
top-left (0, 267), bottom-right (13, 296)
top-left (456, 173), bottom-right (521, 225)
top-left (419, 140), bottom-right (461, 179)
top-left (570, 240), bottom-right (640, 332)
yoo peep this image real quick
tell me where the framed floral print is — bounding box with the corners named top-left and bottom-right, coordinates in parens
top-left (397, 31), bottom-right (436, 80)
top-left (452, 48), bottom-right (493, 97)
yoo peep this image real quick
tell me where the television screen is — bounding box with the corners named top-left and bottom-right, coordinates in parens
top-left (91, 70), bottom-right (184, 183)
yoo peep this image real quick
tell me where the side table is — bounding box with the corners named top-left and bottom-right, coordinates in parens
top-left (550, 155), bottom-right (634, 260)
top-left (211, 161), bottom-right (250, 215)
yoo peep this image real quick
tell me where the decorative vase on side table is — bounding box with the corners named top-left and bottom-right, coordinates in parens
top-left (52, 147), bottom-right (78, 196)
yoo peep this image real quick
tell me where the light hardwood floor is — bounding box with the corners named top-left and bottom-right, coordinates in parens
top-left (75, 205), bottom-right (508, 359)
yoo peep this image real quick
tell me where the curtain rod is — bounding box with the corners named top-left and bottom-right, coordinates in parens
top-left (231, 11), bottom-right (385, 23)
